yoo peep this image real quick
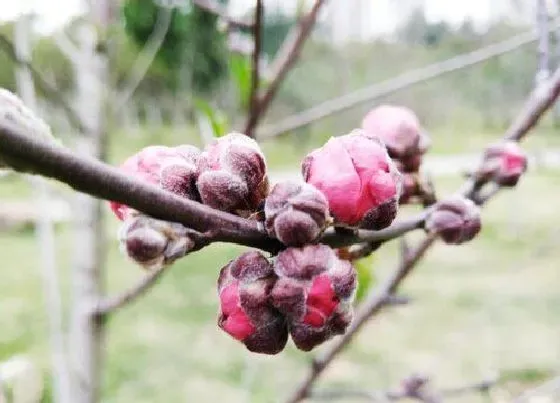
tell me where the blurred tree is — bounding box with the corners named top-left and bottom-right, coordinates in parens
top-left (122, 0), bottom-right (228, 94)
top-left (397, 7), bottom-right (452, 47)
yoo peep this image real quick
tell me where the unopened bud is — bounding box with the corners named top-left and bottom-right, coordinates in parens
top-left (270, 244), bottom-right (357, 351)
top-left (198, 132), bottom-right (269, 215)
top-left (303, 130), bottom-right (402, 230)
top-left (481, 141), bottom-right (527, 187)
top-left (118, 215), bottom-right (195, 270)
top-left (265, 181), bottom-right (330, 246)
top-left (217, 251), bottom-right (288, 355)
top-left (425, 197), bottom-right (481, 244)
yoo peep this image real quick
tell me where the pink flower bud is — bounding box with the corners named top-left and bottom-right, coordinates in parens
top-left (265, 181), bottom-right (330, 246)
top-left (118, 215), bottom-right (195, 270)
top-left (482, 141), bottom-right (528, 187)
top-left (425, 197), bottom-right (481, 244)
top-left (361, 105), bottom-right (430, 172)
top-left (270, 244), bottom-right (356, 351)
top-left (110, 145), bottom-right (201, 220)
top-left (217, 251), bottom-right (288, 355)
top-left (302, 130), bottom-right (402, 230)
top-left (197, 132), bottom-right (269, 215)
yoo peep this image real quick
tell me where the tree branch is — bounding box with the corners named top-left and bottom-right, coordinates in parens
top-left (93, 264), bottom-right (169, 315)
top-left (0, 121), bottom-right (422, 253)
top-left (285, 234), bottom-right (439, 403)
top-left (0, 33), bottom-right (90, 134)
top-left (311, 375), bottom-right (498, 401)
top-left (257, 19), bottom-right (560, 139)
top-left (244, 0), bottom-right (326, 136)
top-left (245, 0), bottom-right (264, 138)
top-left (284, 63), bottom-right (560, 403)
top-left (114, 6), bottom-right (173, 111)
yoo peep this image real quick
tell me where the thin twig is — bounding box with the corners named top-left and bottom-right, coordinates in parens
top-left (246, 0), bottom-right (264, 137)
top-left (94, 264), bottom-right (169, 315)
top-left (245, 0), bottom-right (327, 136)
top-left (312, 375), bottom-right (498, 401)
top-left (285, 233), bottom-right (439, 403)
top-left (460, 65), bottom-right (560, 197)
top-left (114, 7), bottom-right (173, 111)
top-left (258, 19), bottom-right (560, 139)
top-left (0, 33), bottom-right (89, 134)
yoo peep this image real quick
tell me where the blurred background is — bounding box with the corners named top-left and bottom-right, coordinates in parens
top-left (0, 0), bottom-right (559, 402)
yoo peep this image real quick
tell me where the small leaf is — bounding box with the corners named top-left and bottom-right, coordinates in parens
top-left (229, 53), bottom-right (252, 111)
top-left (192, 97), bottom-right (229, 138)
top-left (354, 254), bottom-right (376, 303)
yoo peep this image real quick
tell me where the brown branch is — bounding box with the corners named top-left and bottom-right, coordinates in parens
top-left (311, 375), bottom-right (498, 401)
top-left (93, 264), bottom-right (169, 315)
top-left (284, 65), bottom-right (560, 403)
top-left (0, 33), bottom-right (89, 134)
top-left (285, 233), bottom-right (439, 403)
top-left (460, 65), bottom-right (560, 198)
top-left (244, 0), bottom-right (326, 135)
top-left (246, 0), bottom-right (264, 137)
top-left (0, 121), bottom-right (424, 254)
top-left (258, 20), bottom-right (560, 139)
top-left (192, 0), bottom-right (252, 29)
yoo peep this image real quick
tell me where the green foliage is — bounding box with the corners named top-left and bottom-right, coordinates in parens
top-left (192, 97), bottom-right (229, 137)
top-left (228, 53), bottom-right (252, 110)
top-left (122, 0), bottom-right (228, 94)
top-left (353, 254), bottom-right (376, 303)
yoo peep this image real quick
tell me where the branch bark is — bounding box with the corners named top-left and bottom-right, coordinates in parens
top-left (245, 0), bottom-right (264, 138)
top-left (244, 0), bottom-right (327, 136)
top-left (0, 121), bottom-right (427, 253)
top-left (257, 19), bottom-right (560, 139)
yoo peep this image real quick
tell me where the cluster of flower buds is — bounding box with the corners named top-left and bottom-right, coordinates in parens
top-left (110, 132), bottom-right (270, 269)
top-left (480, 141), bottom-right (528, 187)
top-left (361, 105), bottom-right (430, 173)
top-left (264, 181), bottom-right (330, 246)
top-left (425, 196), bottom-right (481, 244)
top-left (197, 132), bottom-right (269, 215)
top-left (302, 129), bottom-right (402, 230)
top-left (361, 105), bottom-right (432, 206)
top-left (118, 214), bottom-right (196, 270)
top-left (217, 246), bottom-right (357, 354)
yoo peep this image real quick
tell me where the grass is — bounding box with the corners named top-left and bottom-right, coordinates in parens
top-left (1, 128), bottom-right (560, 402)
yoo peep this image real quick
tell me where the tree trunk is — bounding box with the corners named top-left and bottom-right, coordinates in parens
top-left (68, 2), bottom-right (114, 401)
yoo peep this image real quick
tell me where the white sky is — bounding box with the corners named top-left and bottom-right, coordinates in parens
top-left (0, 0), bottom-right (555, 35)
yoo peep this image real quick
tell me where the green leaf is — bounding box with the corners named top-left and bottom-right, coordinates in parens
top-left (228, 53), bottom-right (252, 111)
top-left (192, 98), bottom-right (229, 138)
top-left (354, 254), bottom-right (376, 303)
